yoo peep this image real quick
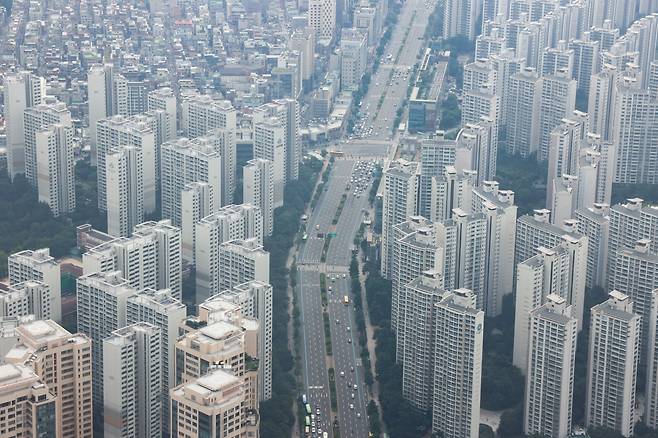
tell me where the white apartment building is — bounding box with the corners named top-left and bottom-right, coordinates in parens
top-left (586, 291), bottom-right (641, 437)
top-left (127, 288), bottom-right (186, 436)
top-left (244, 159), bottom-right (274, 236)
top-left (253, 100), bottom-right (301, 183)
top-left (252, 117), bottom-right (286, 207)
top-left (96, 115), bottom-right (156, 214)
top-left (442, 0), bottom-right (481, 40)
top-left (213, 238), bottom-right (269, 301)
top-left (87, 64), bottom-right (115, 165)
top-left (645, 290), bottom-right (658, 430)
top-left (455, 120), bottom-right (498, 185)
top-left (160, 136), bottom-right (222, 227)
top-left (0, 281), bottom-right (51, 320)
top-left (147, 87), bottom-right (177, 138)
top-left (195, 204), bottom-right (264, 300)
top-left (83, 233), bottom-right (158, 292)
top-left (575, 203), bottom-right (610, 289)
top-left (505, 67), bottom-right (541, 157)
top-left (381, 160), bottom-right (420, 279)
top-left (5, 320), bottom-right (93, 438)
top-left (4, 71), bottom-right (46, 178)
top-left (400, 271), bottom-right (446, 411)
top-left (76, 271), bottom-right (136, 430)
top-left (392, 217), bottom-right (443, 345)
top-left (181, 182), bottom-right (214, 263)
top-left (537, 71), bottom-right (577, 161)
top-left (106, 146), bottom-right (143, 237)
top-left (419, 134), bottom-right (459, 219)
top-left (181, 94), bottom-right (237, 138)
top-left (524, 294), bottom-right (577, 438)
top-left (429, 167), bottom-right (476, 222)
top-left (432, 289), bottom-right (484, 438)
top-left (133, 220), bottom-right (183, 300)
top-left (8, 248), bottom-right (62, 322)
top-left (23, 97), bottom-right (72, 188)
top-left (610, 239), bottom-right (658, 347)
top-left (104, 322), bottom-right (162, 438)
top-left (513, 237), bottom-right (587, 373)
top-left (35, 123), bottom-right (75, 216)
top-left (607, 198), bottom-right (658, 288)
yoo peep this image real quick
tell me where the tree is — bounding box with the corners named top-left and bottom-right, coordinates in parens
top-left (497, 405), bottom-right (524, 438)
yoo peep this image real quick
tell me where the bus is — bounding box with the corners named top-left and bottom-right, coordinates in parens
top-left (343, 295), bottom-right (350, 305)
top-left (305, 403), bottom-right (312, 415)
top-left (305, 416), bottom-right (311, 427)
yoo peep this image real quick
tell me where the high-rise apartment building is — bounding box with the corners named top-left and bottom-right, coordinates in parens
top-left (432, 289), bottom-right (484, 438)
top-left (400, 271), bottom-right (446, 410)
top-left (252, 117), bottom-right (286, 208)
top-left (23, 97), bottom-right (72, 188)
top-left (147, 87), bottom-right (177, 139)
top-left (4, 71), bottom-right (46, 178)
top-left (87, 64), bottom-right (115, 166)
top-left (181, 94), bottom-right (236, 138)
top-left (106, 146), bottom-right (143, 237)
top-left (586, 291), bottom-right (641, 437)
top-left (244, 159), bottom-right (274, 236)
top-left (575, 203), bottom-right (610, 289)
top-left (442, 0), bottom-right (481, 40)
top-left (645, 290), bottom-right (658, 429)
top-left (8, 248), bottom-right (62, 322)
top-left (0, 281), bottom-right (51, 320)
top-left (195, 205), bottom-right (264, 300)
top-left (524, 294), bottom-right (577, 438)
top-left (610, 239), bottom-right (658, 347)
top-left (455, 119), bottom-right (498, 185)
top-left (202, 280), bottom-right (273, 401)
top-left (161, 136), bottom-right (223, 227)
top-left (505, 67), bottom-right (541, 157)
top-left (5, 320), bottom-right (93, 438)
top-left (537, 71), bottom-right (577, 161)
top-left (253, 100), bottom-right (301, 183)
top-left (181, 182), bottom-right (214, 262)
top-left (214, 239), bottom-right (269, 299)
top-left (381, 160), bottom-right (420, 279)
top-left (0, 363), bottom-right (58, 437)
top-left (103, 322), bottom-right (162, 438)
top-left (76, 271), bottom-right (136, 431)
top-left (35, 123), bottom-right (75, 216)
top-left (96, 115), bottom-right (156, 214)
top-left (170, 369), bottom-right (257, 438)
top-left (429, 166), bottom-right (476, 222)
top-left (127, 288), bottom-right (186, 436)
top-left (392, 217), bottom-right (442, 342)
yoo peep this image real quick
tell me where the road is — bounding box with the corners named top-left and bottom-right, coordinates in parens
top-left (295, 0), bottom-right (436, 435)
top-left (297, 160), bottom-right (374, 438)
top-left (347, 0), bottom-right (438, 150)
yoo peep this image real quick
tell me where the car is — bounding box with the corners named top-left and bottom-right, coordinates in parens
top-left (336, 319), bottom-right (340, 324)
top-left (347, 326), bottom-right (351, 332)
top-left (357, 413), bottom-right (361, 418)
top-left (348, 338), bottom-right (352, 343)
top-left (340, 371), bottom-right (345, 377)
top-left (343, 274), bottom-right (347, 278)
top-left (354, 384), bottom-right (358, 390)
top-left (351, 366), bottom-right (354, 372)
top-left (312, 421), bottom-right (315, 427)
top-left (312, 427), bottom-right (316, 433)
top-left (317, 409), bottom-right (320, 415)
top-left (351, 393), bottom-right (355, 399)
top-left (349, 404), bottom-right (354, 410)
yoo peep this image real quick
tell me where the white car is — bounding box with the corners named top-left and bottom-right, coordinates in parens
top-left (349, 404), bottom-right (354, 410)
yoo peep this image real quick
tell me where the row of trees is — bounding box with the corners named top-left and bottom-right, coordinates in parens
top-left (259, 157), bottom-right (323, 437)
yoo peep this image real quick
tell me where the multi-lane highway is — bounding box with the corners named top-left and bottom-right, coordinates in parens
top-left (297, 160), bottom-right (374, 438)
top-left (295, 0), bottom-right (436, 435)
top-left (349, 0), bottom-right (437, 146)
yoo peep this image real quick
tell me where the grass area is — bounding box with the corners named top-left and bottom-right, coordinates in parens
top-left (495, 150), bottom-right (547, 216)
top-left (324, 311), bottom-right (333, 356)
top-left (328, 367), bottom-right (338, 411)
top-left (332, 194), bottom-right (348, 225)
